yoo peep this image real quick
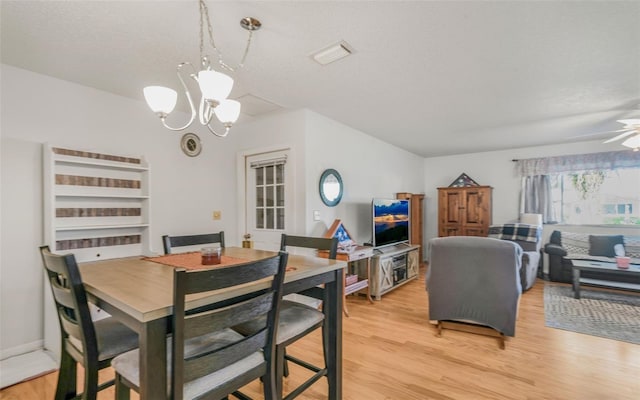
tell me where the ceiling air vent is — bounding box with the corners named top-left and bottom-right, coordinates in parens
top-left (310, 40), bottom-right (354, 66)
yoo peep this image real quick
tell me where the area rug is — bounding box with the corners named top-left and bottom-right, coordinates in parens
top-left (543, 284), bottom-right (640, 345)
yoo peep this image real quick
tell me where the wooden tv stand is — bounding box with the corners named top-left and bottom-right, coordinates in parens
top-left (370, 243), bottom-right (420, 300)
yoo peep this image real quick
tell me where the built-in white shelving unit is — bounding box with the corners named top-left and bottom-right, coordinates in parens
top-left (42, 143), bottom-right (152, 361)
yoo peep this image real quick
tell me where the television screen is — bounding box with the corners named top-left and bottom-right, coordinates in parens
top-left (373, 198), bottom-right (410, 248)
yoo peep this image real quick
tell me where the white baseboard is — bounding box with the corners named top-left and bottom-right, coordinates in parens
top-left (0, 350), bottom-right (57, 389)
top-left (0, 340), bottom-right (43, 361)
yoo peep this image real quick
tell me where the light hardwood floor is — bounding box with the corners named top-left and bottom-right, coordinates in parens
top-left (2, 267), bottom-right (639, 400)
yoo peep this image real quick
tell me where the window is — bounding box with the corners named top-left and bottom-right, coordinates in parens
top-left (549, 168), bottom-right (640, 225)
top-left (254, 163), bottom-right (285, 230)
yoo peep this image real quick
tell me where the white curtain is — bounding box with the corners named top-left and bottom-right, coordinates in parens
top-left (516, 150), bottom-right (640, 176)
top-left (519, 175), bottom-right (556, 224)
top-left (516, 150), bottom-right (640, 224)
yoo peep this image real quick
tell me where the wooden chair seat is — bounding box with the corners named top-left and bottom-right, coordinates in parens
top-left (112, 329), bottom-right (264, 398)
top-left (271, 234), bottom-right (337, 400)
top-left (234, 300), bottom-right (324, 345)
top-left (39, 246), bottom-right (139, 400)
top-left (112, 252), bottom-right (288, 400)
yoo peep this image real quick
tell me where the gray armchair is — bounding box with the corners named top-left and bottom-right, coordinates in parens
top-left (487, 223), bottom-right (543, 290)
top-left (426, 236), bottom-right (523, 348)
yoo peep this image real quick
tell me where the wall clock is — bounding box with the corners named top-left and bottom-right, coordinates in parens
top-left (180, 133), bottom-right (202, 157)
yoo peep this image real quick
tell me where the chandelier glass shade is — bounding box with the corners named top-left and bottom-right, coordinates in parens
top-left (143, 86), bottom-right (178, 116)
top-left (143, 0), bottom-right (260, 137)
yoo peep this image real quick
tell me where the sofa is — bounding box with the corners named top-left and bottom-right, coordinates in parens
top-left (487, 223), bottom-right (542, 291)
top-left (544, 230), bottom-right (640, 283)
top-left (426, 236), bottom-right (522, 338)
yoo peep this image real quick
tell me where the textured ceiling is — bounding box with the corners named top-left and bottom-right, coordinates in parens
top-left (2, 1), bottom-right (639, 157)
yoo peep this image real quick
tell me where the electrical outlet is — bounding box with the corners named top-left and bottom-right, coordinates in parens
top-left (313, 210), bottom-right (320, 221)
top-left (212, 210), bottom-right (222, 220)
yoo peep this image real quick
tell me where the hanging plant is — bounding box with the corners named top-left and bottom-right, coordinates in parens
top-left (569, 171), bottom-right (606, 200)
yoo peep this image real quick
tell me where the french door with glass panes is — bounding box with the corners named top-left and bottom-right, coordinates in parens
top-left (245, 150), bottom-right (291, 250)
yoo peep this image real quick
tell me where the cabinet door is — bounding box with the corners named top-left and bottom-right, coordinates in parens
top-left (463, 189), bottom-right (485, 225)
top-left (441, 190), bottom-right (463, 224)
top-left (379, 257), bottom-right (395, 293)
top-left (462, 227), bottom-right (486, 236)
top-left (439, 189), bottom-right (464, 237)
top-left (463, 187), bottom-right (490, 236)
top-left (407, 249), bottom-right (419, 278)
top-left (439, 186), bottom-right (491, 238)
top-left (440, 226), bottom-right (463, 236)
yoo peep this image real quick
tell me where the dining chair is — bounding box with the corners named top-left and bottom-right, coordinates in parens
top-left (39, 246), bottom-right (139, 400)
top-left (111, 251), bottom-right (288, 400)
top-left (162, 231), bottom-right (225, 254)
top-left (235, 234), bottom-right (337, 400)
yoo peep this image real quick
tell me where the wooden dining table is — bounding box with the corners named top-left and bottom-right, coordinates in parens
top-left (79, 247), bottom-right (346, 400)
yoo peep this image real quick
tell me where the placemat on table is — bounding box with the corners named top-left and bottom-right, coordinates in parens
top-left (144, 251), bottom-right (296, 271)
top-left (144, 252), bottom-right (249, 270)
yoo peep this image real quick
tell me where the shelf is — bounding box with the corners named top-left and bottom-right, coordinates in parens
top-left (372, 244), bottom-right (420, 300)
top-left (44, 144), bottom-right (152, 363)
top-left (580, 278), bottom-right (640, 291)
top-left (379, 275), bottom-right (417, 296)
top-left (345, 279), bottom-right (369, 296)
top-left (55, 223), bottom-right (149, 232)
top-left (54, 155), bottom-right (148, 171)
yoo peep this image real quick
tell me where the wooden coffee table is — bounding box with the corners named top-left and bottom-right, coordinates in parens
top-left (571, 259), bottom-right (640, 299)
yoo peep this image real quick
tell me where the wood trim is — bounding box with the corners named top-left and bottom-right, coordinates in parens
top-left (52, 147), bottom-right (141, 164)
top-left (56, 235), bottom-right (141, 250)
top-left (55, 175), bottom-right (141, 189)
top-left (56, 208), bottom-right (141, 218)
top-left (436, 320), bottom-right (506, 349)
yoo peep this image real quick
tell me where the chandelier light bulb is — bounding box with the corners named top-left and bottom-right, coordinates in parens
top-left (143, 86), bottom-right (177, 116)
top-left (215, 99), bottom-right (241, 124)
top-left (197, 70), bottom-right (234, 102)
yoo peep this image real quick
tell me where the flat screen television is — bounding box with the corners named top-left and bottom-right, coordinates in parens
top-left (372, 198), bottom-right (410, 249)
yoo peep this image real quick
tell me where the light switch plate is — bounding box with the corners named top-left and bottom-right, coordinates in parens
top-left (313, 210), bottom-right (320, 221)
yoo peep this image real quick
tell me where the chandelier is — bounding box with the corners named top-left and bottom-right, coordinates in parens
top-left (143, 0), bottom-right (260, 137)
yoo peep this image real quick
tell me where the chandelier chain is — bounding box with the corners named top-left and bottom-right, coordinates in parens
top-left (198, 0), bottom-right (253, 72)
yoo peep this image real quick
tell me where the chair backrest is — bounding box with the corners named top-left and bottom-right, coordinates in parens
top-left (171, 251), bottom-right (288, 400)
top-left (162, 231), bottom-right (225, 254)
top-left (39, 246), bottom-right (97, 362)
top-left (426, 236), bottom-right (522, 336)
top-left (280, 234), bottom-right (338, 260)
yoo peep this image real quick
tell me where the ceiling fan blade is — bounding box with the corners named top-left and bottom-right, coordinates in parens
top-left (570, 128), bottom-right (631, 140)
top-left (603, 130), bottom-right (635, 143)
top-left (617, 119), bottom-right (640, 126)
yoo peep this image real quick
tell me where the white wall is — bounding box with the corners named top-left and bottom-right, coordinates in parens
top-left (0, 65), bottom-right (244, 357)
top-left (230, 109), bottom-right (307, 243)
top-left (423, 141), bottom-right (640, 261)
top-left (3, 62), bottom-right (637, 361)
top-left (304, 111), bottom-right (425, 245)
top-left (0, 66), bottom-right (423, 358)
top-left (0, 138), bottom-right (44, 357)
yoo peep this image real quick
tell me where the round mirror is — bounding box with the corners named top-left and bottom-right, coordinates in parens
top-left (319, 169), bottom-right (343, 207)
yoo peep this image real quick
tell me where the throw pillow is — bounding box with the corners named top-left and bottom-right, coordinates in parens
top-left (589, 235), bottom-right (624, 257)
top-left (624, 236), bottom-right (640, 258)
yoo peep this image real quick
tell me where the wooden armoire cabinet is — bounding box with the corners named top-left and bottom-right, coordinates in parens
top-left (396, 192), bottom-right (425, 262)
top-left (437, 186), bottom-right (492, 237)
